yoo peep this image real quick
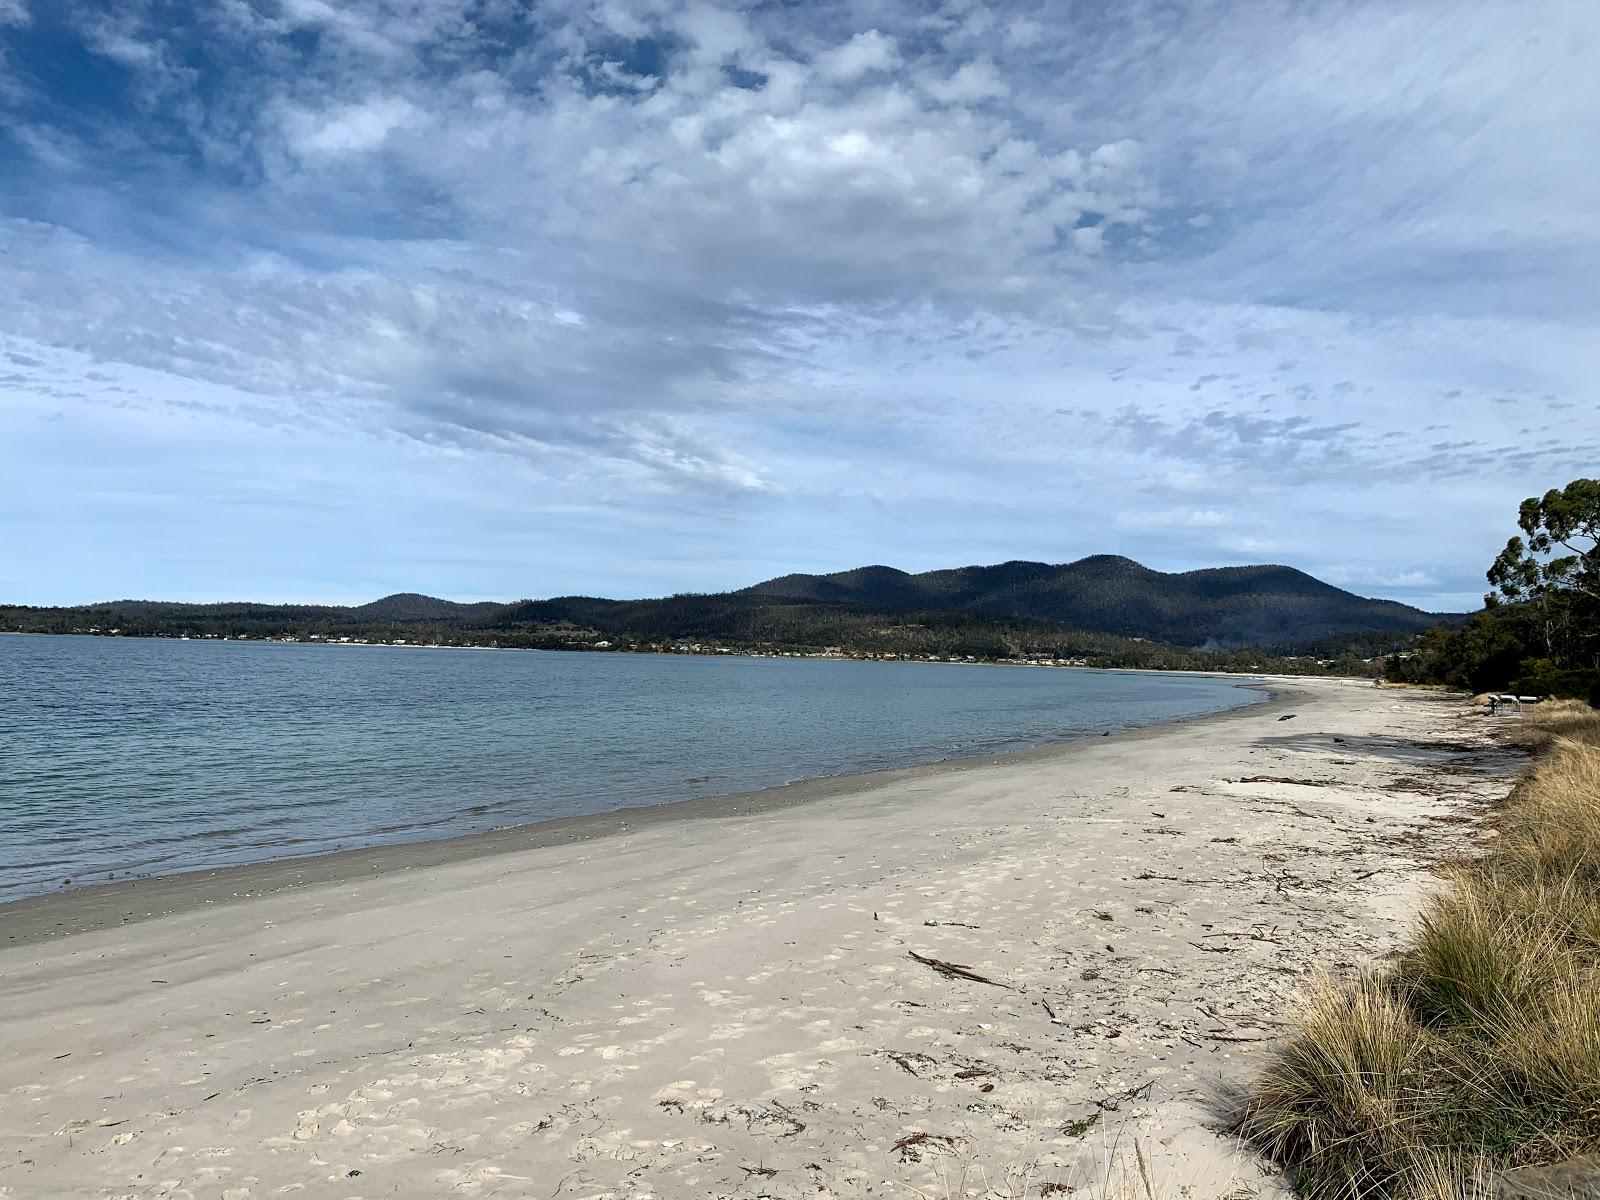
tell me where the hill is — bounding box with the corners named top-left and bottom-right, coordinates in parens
top-left (351, 593), bottom-right (503, 621)
top-left (744, 555), bottom-right (1446, 646)
top-left (1, 557), bottom-right (1458, 669)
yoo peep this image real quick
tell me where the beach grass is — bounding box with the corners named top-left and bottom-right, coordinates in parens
top-left (1235, 700), bottom-right (1600, 1199)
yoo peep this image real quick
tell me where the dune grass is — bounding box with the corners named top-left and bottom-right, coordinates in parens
top-left (1235, 700), bottom-right (1600, 1199)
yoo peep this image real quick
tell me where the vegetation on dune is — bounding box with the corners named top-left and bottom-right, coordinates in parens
top-left (1236, 700), bottom-right (1600, 1199)
top-left (1390, 479), bottom-right (1600, 703)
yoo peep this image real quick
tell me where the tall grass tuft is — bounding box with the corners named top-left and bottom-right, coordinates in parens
top-left (1235, 703), bottom-right (1600, 1199)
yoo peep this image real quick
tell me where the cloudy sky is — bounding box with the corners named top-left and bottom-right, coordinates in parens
top-left (2, 0), bottom-right (1596, 609)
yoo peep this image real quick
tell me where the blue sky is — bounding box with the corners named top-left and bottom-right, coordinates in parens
top-left (2, 0), bottom-right (1596, 610)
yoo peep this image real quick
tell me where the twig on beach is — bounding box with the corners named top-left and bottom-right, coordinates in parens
top-left (908, 950), bottom-right (1014, 989)
top-left (891, 1130), bottom-right (960, 1161)
top-left (1094, 1080), bottom-right (1154, 1112)
top-left (879, 1050), bottom-right (935, 1076)
top-left (1269, 868), bottom-right (1321, 892)
top-left (1233, 775), bottom-right (1330, 786)
top-left (765, 1099), bottom-right (807, 1137)
top-left (553, 1169), bottom-right (591, 1197)
top-left (1136, 871), bottom-right (1228, 883)
top-left (1202, 1032), bottom-right (1271, 1043)
top-left (1189, 941), bottom-right (1240, 954)
top-left (1201, 930), bottom-right (1281, 942)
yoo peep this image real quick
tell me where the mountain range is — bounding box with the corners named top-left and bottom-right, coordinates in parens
top-left (6, 556), bottom-right (1453, 653)
top-left (742, 555), bottom-right (1444, 646)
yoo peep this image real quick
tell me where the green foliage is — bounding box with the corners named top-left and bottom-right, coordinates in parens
top-left (1392, 478), bottom-right (1600, 698)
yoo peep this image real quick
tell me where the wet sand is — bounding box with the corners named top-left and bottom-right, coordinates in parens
top-left (0, 678), bottom-right (1522, 1198)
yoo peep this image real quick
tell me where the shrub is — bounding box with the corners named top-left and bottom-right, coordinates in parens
top-left (1236, 704), bottom-right (1600, 1197)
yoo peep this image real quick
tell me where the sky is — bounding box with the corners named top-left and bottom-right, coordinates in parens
top-left (1, 0), bottom-right (1596, 611)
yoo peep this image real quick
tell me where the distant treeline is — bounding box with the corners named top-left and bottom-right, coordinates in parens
top-left (1387, 479), bottom-right (1600, 703)
top-left (0, 590), bottom-right (1409, 678)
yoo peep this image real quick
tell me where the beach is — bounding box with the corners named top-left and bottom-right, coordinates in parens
top-left (0, 677), bottom-right (1523, 1199)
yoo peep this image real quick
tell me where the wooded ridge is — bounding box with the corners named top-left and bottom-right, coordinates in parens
top-left (2, 556), bottom-right (1452, 674)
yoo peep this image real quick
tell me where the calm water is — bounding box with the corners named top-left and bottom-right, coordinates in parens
top-left (0, 636), bottom-right (1263, 900)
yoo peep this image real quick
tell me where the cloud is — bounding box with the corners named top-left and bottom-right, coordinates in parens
top-left (0, 0), bottom-right (1596, 607)
top-left (923, 58), bottom-right (1008, 103)
top-left (815, 30), bottom-right (901, 81)
top-left (282, 95), bottom-right (418, 158)
top-left (1322, 566), bottom-right (1440, 591)
top-left (1114, 508), bottom-right (1231, 531)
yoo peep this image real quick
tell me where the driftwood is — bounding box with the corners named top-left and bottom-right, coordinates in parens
top-left (908, 951), bottom-right (1014, 990)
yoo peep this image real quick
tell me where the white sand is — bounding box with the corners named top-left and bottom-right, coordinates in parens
top-left (0, 678), bottom-right (1522, 1199)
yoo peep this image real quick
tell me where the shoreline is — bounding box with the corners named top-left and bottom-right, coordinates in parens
top-left (1, 677), bottom-right (1279, 947)
top-left (0, 677), bottom-right (1522, 1198)
top-left (3, 627), bottom-right (1378, 679)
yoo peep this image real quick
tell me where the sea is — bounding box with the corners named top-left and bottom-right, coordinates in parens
top-left (0, 635), bottom-right (1265, 901)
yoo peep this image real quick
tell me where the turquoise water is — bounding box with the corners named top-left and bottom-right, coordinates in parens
top-left (0, 636), bottom-right (1263, 900)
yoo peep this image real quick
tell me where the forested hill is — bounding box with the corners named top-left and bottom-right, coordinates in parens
top-left (71, 594), bottom-right (504, 624)
top-left (3, 558), bottom-right (1453, 660)
top-left (744, 555), bottom-right (1445, 646)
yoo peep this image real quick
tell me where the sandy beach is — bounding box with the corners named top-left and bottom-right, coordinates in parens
top-left (0, 678), bottom-right (1523, 1199)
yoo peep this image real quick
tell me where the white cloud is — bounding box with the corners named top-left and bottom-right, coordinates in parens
top-left (923, 58), bottom-right (1008, 103)
top-left (0, 0), bottom-right (1596, 607)
top-left (674, 2), bottom-right (756, 66)
top-left (815, 30), bottom-right (901, 81)
top-left (282, 95), bottom-right (419, 158)
top-left (1114, 508), bottom-right (1231, 531)
top-left (1070, 225), bottom-right (1104, 255)
top-left (1322, 566), bottom-right (1441, 591)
